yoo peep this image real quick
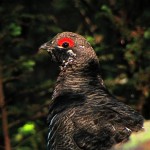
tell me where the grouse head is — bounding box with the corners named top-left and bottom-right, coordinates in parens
top-left (39, 32), bottom-right (99, 70)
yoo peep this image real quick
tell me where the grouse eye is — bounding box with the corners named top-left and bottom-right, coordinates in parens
top-left (57, 37), bottom-right (74, 48)
top-left (62, 42), bottom-right (69, 48)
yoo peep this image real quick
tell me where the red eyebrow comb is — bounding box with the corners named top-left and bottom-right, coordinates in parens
top-left (57, 37), bottom-right (74, 47)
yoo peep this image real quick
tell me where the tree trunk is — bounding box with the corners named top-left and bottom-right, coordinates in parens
top-left (0, 66), bottom-right (11, 150)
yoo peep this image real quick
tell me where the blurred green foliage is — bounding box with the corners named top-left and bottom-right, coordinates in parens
top-left (0, 0), bottom-right (150, 149)
top-left (120, 121), bottom-right (150, 150)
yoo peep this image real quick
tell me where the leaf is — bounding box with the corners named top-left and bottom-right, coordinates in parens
top-left (8, 23), bottom-right (22, 36)
top-left (21, 60), bottom-right (36, 71)
top-left (18, 122), bottom-right (36, 135)
top-left (101, 5), bottom-right (112, 14)
top-left (144, 28), bottom-right (150, 39)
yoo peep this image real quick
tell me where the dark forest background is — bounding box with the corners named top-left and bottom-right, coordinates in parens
top-left (0, 0), bottom-right (150, 150)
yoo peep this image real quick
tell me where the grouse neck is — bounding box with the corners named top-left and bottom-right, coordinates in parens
top-left (52, 59), bottom-right (106, 100)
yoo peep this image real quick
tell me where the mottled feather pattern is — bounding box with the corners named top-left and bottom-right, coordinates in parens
top-left (39, 32), bottom-right (144, 150)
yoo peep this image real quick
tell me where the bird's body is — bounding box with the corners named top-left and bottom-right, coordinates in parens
top-left (40, 32), bottom-right (144, 150)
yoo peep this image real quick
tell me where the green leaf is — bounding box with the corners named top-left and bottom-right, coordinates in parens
top-left (18, 122), bottom-right (36, 135)
top-left (86, 36), bottom-right (95, 45)
top-left (144, 28), bottom-right (150, 39)
top-left (21, 60), bottom-right (36, 71)
top-left (9, 23), bottom-right (22, 36)
top-left (101, 5), bottom-right (112, 14)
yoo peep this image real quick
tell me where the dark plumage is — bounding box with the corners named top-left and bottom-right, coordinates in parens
top-left (40, 32), bottom-right (144, 150)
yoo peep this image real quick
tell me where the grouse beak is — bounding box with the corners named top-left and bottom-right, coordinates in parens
top-left (39, 43), bottom-right (64, 52)
top-left (39, 43), bottom-right (54, 54)
top-left (39, 43), bottom-right (49, 51)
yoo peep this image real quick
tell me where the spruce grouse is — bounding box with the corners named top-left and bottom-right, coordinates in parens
top-left (39, 32), bottom-right (144, 150)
